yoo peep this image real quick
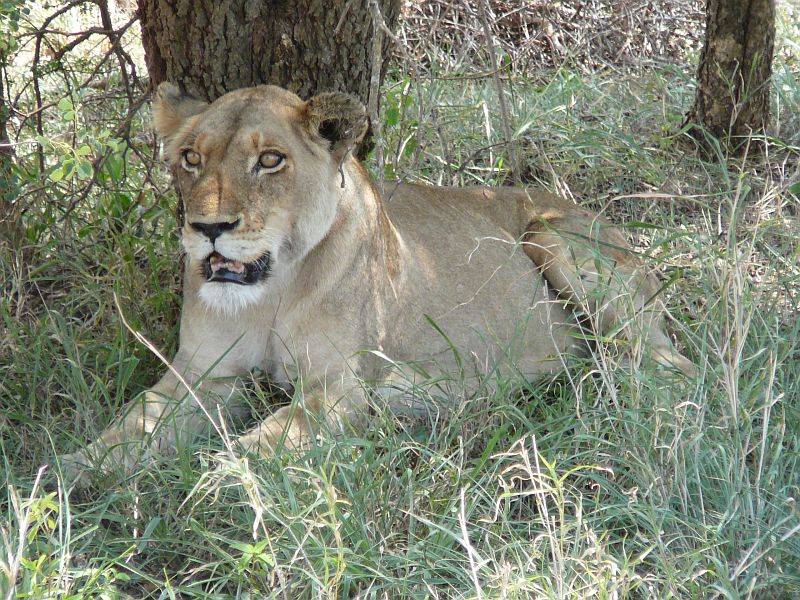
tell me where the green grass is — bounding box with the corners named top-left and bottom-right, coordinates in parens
top-left (3, 25), bottom-right (800, 600)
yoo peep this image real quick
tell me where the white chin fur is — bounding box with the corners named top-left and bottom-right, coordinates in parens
top-left (198, 282), bottom-right (267, 315)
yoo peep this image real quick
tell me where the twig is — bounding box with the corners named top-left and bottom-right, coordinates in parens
top-left (476, 0), bottom-right (519, 183)
top-left (452, 141), bottom-right (508, 177)
top-left (97, 0), bottom-right (136, 104)
top-left (334, 0), bottom-right (355, 35)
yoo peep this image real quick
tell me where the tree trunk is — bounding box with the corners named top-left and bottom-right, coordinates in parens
top-left (136, 0), bottom-right (401, 106)
top-left (686, 0), bottom-right (775, 143)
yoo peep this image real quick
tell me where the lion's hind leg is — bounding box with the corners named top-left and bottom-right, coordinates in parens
top-left (521, 208), bottom-right (695, 376)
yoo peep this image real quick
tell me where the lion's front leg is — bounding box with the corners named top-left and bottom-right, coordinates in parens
top-left (57, 356), bottom-right (245, 488)
top-left (55, 292), bottom-right (268, 488)
top-left (235, 379), bottom-right (366, 456)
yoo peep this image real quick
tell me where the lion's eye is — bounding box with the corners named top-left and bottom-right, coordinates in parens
top-left (257, 151), bottom-right (285, 172)
top-left (182, 149), bottom-right (201, 169)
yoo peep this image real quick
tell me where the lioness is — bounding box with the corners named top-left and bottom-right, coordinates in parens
top-left (58, 83), bottom-right (693, 486)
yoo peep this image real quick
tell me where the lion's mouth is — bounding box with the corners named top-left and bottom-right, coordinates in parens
top-left (202, 251), bottom-right (271, 285)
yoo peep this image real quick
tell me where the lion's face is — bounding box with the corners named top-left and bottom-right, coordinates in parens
top-left (152, 84), bottom-right (367, 312)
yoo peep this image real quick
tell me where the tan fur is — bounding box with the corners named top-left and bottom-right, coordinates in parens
top-left (57, 84), bottom-right (694, 486)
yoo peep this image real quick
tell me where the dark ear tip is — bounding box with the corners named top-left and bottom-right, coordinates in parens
top-left (304, 91), bottom-right (367, 153)
top-left (318, 119), bottom-right (340, 144)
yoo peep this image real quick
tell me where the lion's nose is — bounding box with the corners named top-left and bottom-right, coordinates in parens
top-left (189, 218), bottom-right (240, 243)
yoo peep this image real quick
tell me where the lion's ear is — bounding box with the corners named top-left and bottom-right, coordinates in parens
top-left (303, 92), bottom-right (368, 161)
top-left (152, 82), bottom-right (209, 143)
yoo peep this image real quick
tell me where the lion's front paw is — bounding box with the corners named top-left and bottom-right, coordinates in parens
top-left (235, 408), bottom-right (312, 459)
top-left (52, 450), bottom-right (94, 490)
top-left (52, 441), bottom-right (145, 490)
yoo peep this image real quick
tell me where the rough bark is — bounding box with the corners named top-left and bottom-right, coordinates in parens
top-left (136, 0), bottom-right (401, 107)
top-left (686, 0), bottom-right (775, 142)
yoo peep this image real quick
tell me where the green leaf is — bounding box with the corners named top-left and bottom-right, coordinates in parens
top-left (75, 159), bottom-right (92, 180)
top-left (61, 159), bottom-right (75, 179)
top-left (104, 155), bottom-right (122, 182)
top-left (385, 105), bottom-right (400, 127)
top-left (403, 137), bottom-right (418, 158)
top-left (135, 517), bottom-right (163, 553)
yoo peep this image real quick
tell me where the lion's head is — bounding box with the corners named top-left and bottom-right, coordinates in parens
top-left (152, 83), bottom-right (368, 312)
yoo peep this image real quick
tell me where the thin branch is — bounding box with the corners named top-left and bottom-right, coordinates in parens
top-left (476, 0), bottom-right (519, 183)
